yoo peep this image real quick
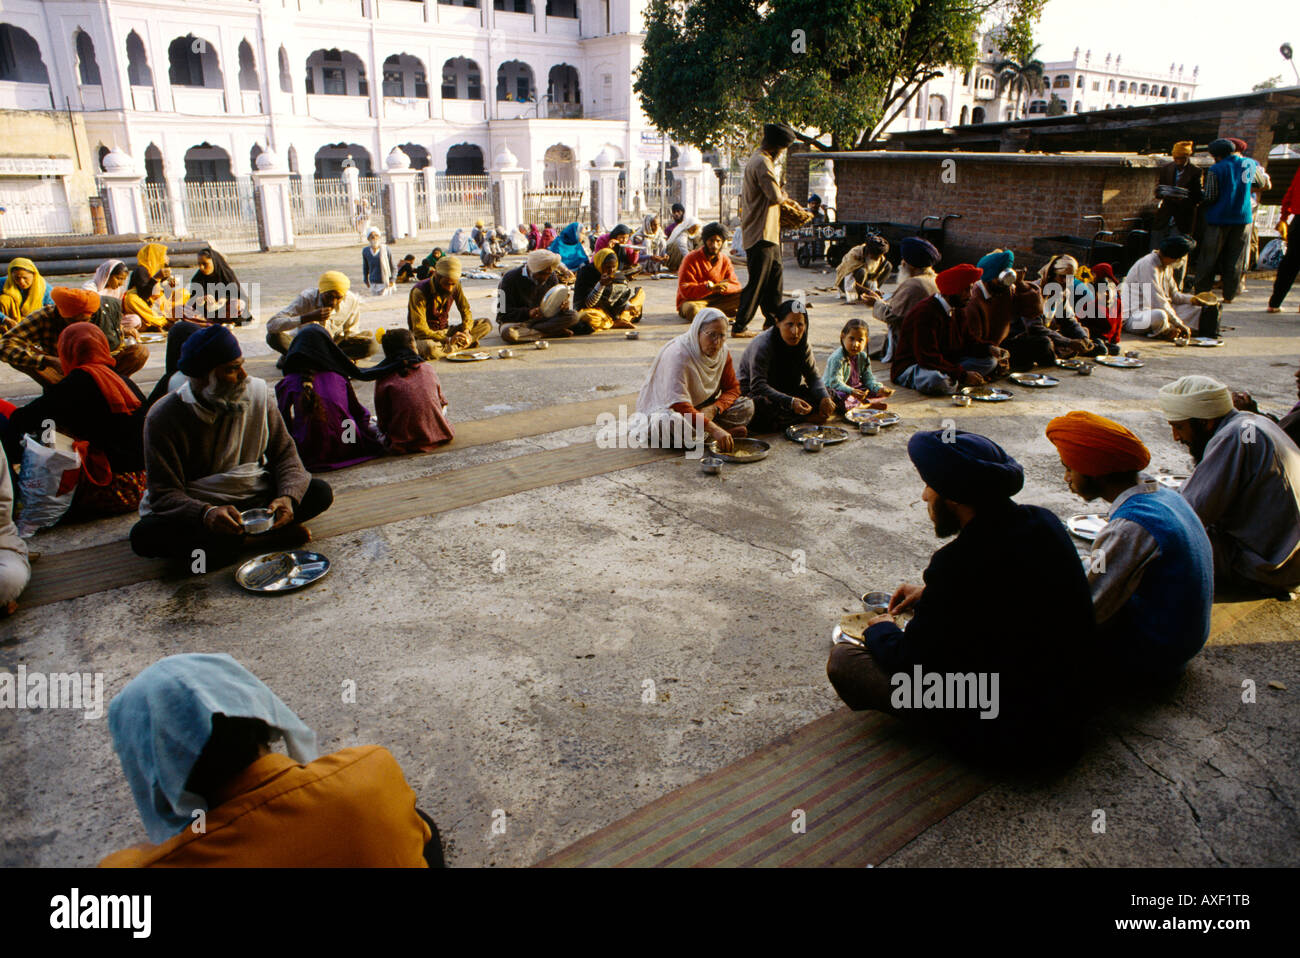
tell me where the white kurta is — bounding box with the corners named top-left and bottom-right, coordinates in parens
top-left (1121, 250), bottom-right (1200, 335)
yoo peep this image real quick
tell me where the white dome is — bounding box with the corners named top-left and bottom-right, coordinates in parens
top-left (254, 148), bottom-right (281, 171)
top-left (101, 149), bottom-right (135, 174)
top-left (676, 145), bottom-right (703, 170)
top-left (385, 146), bottom-right (412, 171)
top-left (591, 147), bottom-right (615, 170)
top-left (494, 143), bottom-right (519, 170)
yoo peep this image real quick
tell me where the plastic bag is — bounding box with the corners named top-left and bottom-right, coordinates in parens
top-left (15, 433), bottom-right (81, 538)
top-left (1259, 238), bottom-right (1286, 271)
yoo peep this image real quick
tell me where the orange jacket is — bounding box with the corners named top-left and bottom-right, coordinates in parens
top-left (100, 746), bottom-right (432, 867)
top-left (676, 248), bottom-right (741, 311)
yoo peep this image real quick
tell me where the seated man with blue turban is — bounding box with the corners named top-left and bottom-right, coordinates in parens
top-left (101, 653), bottom-right (441, 867)
top-left (827, 429), bottom-right (1095, 761)
top-left (129, 325), bottom-right (333, 566)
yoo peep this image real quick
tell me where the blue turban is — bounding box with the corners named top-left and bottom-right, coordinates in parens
top-left (907, 429), bottom-right (1024, 506)
top-left (1159, 234), bottom-right (1194, 258)
top-left (900, 236), bottom-right (940, 268)
top-left (977, 250), bottom-right (1014, 286)
top-left (177, 324), bottom-right (241, 377)
top-left (1207, 138), bottom-right (1234, 159)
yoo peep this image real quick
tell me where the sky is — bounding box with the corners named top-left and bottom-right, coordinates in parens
top-left (1030, 0), bottom-right (1300, 98)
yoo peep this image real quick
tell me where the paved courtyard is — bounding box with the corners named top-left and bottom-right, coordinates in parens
top-left (1, 241), bottom-right (1296, 867)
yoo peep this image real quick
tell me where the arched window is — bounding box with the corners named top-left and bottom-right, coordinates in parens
top-left (305, 49), bottom-right (368, 97)
top-left (496, 60), bottom-right (534, 101)
top-left (1077, 75), bottom-right (1084, 87)
top-left (959, 105), bottom-right (969, 125)
top-left (445, 143), bottom-right (485, 175)
top-left (1053, 74), bottom-right (1070, 89)
top-left (493, 0), bottom-right (532, 11)
top-left (183, 142), bottom-right (234, 182)
top-left (168, 35), bottom-right (221, 88)
top-left (547, 64), bottom-right (581, 117)
top-left (237, 40), bottom-right (259, 92)
top-left (1118, 81), bottom-right (1126, 93)
top-left (315, 143), bottom-right (372, 177)
top-left (383, 54), bottom-right (429, 98)
top-left (75, 30), bottom-right (102, 85)
top-left (278, 46), bottom-right (292, 93)
top-left (144, 143), bottom-right (165, 184)
top-left (1139, 83), bottom-right (1148, 95)
top-left (1170, 87), bottom-right (1178, 99)
top-left (0, 25), bottom-right (51, 84)
top-left (971, 106), bottom-right (985, 124)
top-left (1160, 85), bottom-right (1168, 97)
top-left (126, 31), bottom-right (152, 86)
top-left (1073, 101), bottom-right (1082, 113)
top-left (441, 57), bottom-right (482, 100)
top-left (394, 143), bottom-right (431, 170)
top-left (1107, 79), bottom-right (1115, 92)
top-left (927, 94), bottom-right (945, 122)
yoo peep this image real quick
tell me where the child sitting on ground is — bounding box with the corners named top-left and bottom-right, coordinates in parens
top-left (395, 255), bottom-right (417, 283)
top-left (373, 329), bottom-right (454, 454)
top-left (822, 318), bottom-right (893, 415)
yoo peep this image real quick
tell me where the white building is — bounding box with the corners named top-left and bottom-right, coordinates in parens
top-left (0, 0), bottom-right (683, 239)
top-left (882, 30), bottom-right (1201, 133)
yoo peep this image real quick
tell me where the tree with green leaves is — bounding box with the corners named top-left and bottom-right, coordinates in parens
top-left (635, 0), bottom-right (1046, 153)
top-left (993, 43), bottom-right (1045, 121)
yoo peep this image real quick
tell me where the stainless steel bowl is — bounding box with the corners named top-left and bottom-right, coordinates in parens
top-left (626, 330), bottom-right (639, 340)
top-left (803, 436), bottom-right (824, 452)
top-left (862, 591), bottom-right (891, 614)
top-left (498, 348), bottom-right (514, 359)
top-left (1077, 364), bottom-right (1093, 376)
top-left (859, 421), bottom-right (880, 435)
top-left (535, 340), bottom-right (549, 350)
top-left (240, 508), bottom-right (274, 535)
top-left (952, 394), bottom-right (972, 407)
top-left (700, 457), bottom-right (723, 475)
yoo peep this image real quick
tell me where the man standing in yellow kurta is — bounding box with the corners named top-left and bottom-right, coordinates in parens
top-left (732, 123), bottom-right (797, 338)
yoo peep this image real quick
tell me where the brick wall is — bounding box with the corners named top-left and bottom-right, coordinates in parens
top-left (832, 155), bottom-right (1163, 268)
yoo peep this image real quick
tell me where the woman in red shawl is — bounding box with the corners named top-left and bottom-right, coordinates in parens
top-left (1, 324), bottom-right (148, 517)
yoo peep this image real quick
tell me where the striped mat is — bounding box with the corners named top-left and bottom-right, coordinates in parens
top-left (535, 709), bottom-right (989, 868)
top-left (21, 438), bottom-right (674, 609)
top-left (535, 597), bottom-right (1279, 868)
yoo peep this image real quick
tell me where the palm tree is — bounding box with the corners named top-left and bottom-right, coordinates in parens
top-left (994, 45), bottom-right (1045, 121)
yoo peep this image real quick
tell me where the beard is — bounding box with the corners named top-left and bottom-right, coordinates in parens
top-left (201, 374), bottom-right (250, 413)
top-left (1185, 421), bottom-right (1214, 465)
top-left (930, 496), bottom-right (963, 538)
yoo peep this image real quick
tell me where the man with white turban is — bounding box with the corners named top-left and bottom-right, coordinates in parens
top-left (1158, 375), bottom-right (1300, 595)
top-left (496, 249), bottom-right (579, 344)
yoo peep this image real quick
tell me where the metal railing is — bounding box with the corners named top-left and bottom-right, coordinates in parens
top-left (415, 174), bottom-right (434, 231)
top-left (289, 176), bottom-right (354, 237)
top-left (524, 185), bottom-right (585, 227)
top-left (142, 181), bottom-right (173, 235)
top-left (434, 173), bottom-right (492, 226)
top-left (181, 178), bottom-right (259, 252)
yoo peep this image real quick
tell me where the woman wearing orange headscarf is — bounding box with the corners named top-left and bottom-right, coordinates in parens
top-left (2, 324), bottom-right (148, 518)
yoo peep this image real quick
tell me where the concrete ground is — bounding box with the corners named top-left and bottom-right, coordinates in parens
top-left (1, 242), bottom-right (1297, 868)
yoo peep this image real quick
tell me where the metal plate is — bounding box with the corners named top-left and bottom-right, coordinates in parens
top-left (136, 332), bottom-right (166, 344)
top-left (1066, 514), bottom-right (1108, 542)
top-left (785, 424), bottom-right (851, 444)
top-left (960, 385), bottom-right (1013, 402)
top-left (1009, 372), bottom-right (1060, 388)
top-left (446, 351), bottom-right (493, 362)
top-left (704, 437), bottom-right (771, 463)
top-left (1094, 356), bottom-right (1145, 368)
top-left (235, 550), bottom-right (331, 594)
top-left (845, 408), bottom-right (901, 427)
top-left (1189, 338), bottom-right (1225, 347)
top-left (1055, 358), bottom-right (1087, 370)
top-left (1154, 474), bottom-right (1190, 490)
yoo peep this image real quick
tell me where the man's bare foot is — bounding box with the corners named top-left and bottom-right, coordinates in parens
top-left (1, 600), bottom-right (17, 619)
top-left (731, 328), bottom-right (758, 338)
top-left (1267, 306), bottom-right (1282, 313)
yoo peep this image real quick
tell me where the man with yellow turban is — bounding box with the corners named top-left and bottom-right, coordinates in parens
top-left (266, 270), bottom-right (374, 359)
top-left (0, 287), bottom-right (147, 388)
top-left (1151, 142), bottom-right (1202, 289)
top-left (0, 257), bottom-right (54, 330)
top-left (1158, 376), bottom-right (1300, 595)
top-left (399, 255), bottom-right (491, 360)
top-left (1046, 411), bottom-right (1213, 677)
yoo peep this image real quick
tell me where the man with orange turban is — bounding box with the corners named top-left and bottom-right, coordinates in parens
top-left (890, 263), bottom-right (996, 395)
top-left (1046, 410), bottom-right (1213, 677)
top-left (1151, 141), bottom-right (1202, 289)
top-left (0, 286), bottom-right (147, 388)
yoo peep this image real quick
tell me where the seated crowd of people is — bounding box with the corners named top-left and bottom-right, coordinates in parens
top-left (3, 129), bottom-right (1299, 867)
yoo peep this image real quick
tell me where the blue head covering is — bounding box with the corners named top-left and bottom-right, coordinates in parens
top-left (177, 324), bottom-right (241, 377)
top-left (907, 429), bottom-right (1024, 506)
top-left (107, 653), bottom-right (319, 842)
top-left (549, 221), bottom-right (590, 270)
top-left (976, 250), bottom-right (1014, 286)
top-left (900, 236), bottom-right (940, 268)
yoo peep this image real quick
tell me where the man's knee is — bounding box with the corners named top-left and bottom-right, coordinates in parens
top-left (266, 330), bottom-right (292, 354)
top-left (297, 478), bottom-right (333, 522)
top-left (113, 345), bottom-right (150, 379)
top-left (0, 555), bottom-right (31, 604)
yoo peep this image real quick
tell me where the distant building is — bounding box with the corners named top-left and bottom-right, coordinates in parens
top-left (880, 31), bottom-right (1200, 134)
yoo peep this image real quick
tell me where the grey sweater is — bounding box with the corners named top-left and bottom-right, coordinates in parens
top-left (141, 383), bottom-right (311, 526)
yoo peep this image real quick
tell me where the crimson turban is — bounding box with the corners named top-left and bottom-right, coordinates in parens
top-left (935, 263), bottom-right (982, 297)
top-left (1046, 411), bottom-right (1151, 476)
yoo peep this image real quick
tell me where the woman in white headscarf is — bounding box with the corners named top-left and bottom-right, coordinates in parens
top-left (664, 216), bottom-right (703, 272)
top-left (83, 259), bottom-right (129, 301)
top-left (636, 307), bottom-right (753, 453)
top-left (362, 228), bottom-right (395, 297)
top-left (633, 213), bottom-right (669, 277)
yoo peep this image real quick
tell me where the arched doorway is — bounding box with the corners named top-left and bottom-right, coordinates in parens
top-left (445, 143), bottom-right (484, 175)
top-left (971, 106), bottom-right (985, 124)
top-left (395, 143), bottom-right (431, 170)
top-left (543, 144), bottom-right (576, 185)
top-left (315, 143), bottom-right (372, 177)
top-left (547, 64), bottom-right (581, 117)
top-left (184, 143), bottom-right (234, 182)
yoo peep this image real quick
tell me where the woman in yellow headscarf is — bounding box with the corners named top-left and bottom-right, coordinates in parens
top-left (136, 242), bottom-right (190, 318)
top-left (1, 258), bottom-right (54, 330)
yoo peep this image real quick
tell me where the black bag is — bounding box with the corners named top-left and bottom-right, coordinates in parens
top-left (1197, 303), bottom-right (1221, 339)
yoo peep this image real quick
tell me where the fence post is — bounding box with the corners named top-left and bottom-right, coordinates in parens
top-left (98, 149), bottom-right (148, 236)
top-left (491, 143), bottom-right (526, 234)
top-left (423, 167), bottom-right (440, 225)
top-left (251, 149), bottom-right (295, 250)
top-left (672, 145), bottom-right (705, 224)
top-left (381, 147), bottom-right (419, 240)
top-left (589, 147), bottom-right (620, 234)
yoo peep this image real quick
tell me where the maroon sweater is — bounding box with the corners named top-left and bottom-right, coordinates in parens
top-left (891, 295), bottom-right (971, 381)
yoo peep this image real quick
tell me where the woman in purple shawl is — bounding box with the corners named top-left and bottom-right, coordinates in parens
top-left (274, 324), bottom-right (387, 470)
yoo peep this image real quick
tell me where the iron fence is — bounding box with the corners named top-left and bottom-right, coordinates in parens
top-left (181, 178), bottom-right (259, 253)
top-left (142, 181), bottom-right (173, 235)
top-left (524, 186), bottom-right (585, 228)
top-left (435, 173), bottom-right (492, 227)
